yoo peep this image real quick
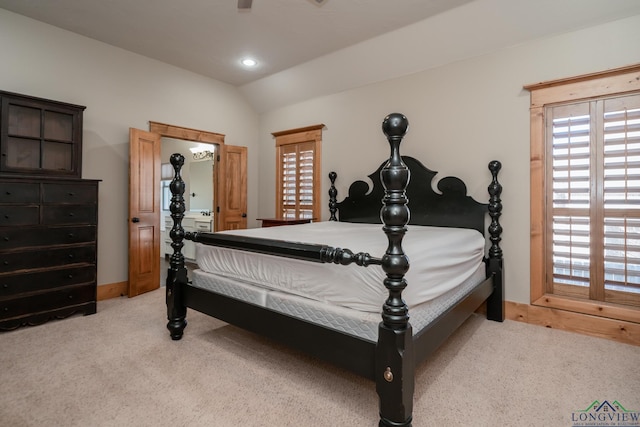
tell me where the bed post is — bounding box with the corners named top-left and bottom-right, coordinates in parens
top-left (376, 113), bottom-right (414, 427)
top-left (486, 160), bottom-right (504, 322)
top-left (166, 153), bottom-right (188, 340)
top-left (328, 171), bottom-right (338, 221)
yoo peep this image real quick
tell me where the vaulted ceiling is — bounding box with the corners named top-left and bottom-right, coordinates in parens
top-left (1, 0), bottom-right (639, 112)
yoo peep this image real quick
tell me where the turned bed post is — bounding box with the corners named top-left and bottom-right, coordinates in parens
top-left (376, 113), bottom-right (414, 427)
top-left (486, 160), bottom-right (504, 322)
top-left (328, 171), bottom-right (338, 221)
top-left (166, 153), bottom-right (188, 340)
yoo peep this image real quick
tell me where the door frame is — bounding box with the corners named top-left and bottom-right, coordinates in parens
top-left (127, 121), bottom-right (234, 297)
top-left (149, 120), bottom-right (225, 232)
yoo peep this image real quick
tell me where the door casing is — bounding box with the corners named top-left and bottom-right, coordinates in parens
top-left (127, 122), bottom-right (246, 297)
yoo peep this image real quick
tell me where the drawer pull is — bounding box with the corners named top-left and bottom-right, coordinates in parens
top-left (67, 274), bottom-right (74, 279)
top-left (68, 254), bottom-right (75, 259)
top-left (4, 215), bottom-right (8, 219)
top-left (5, 191), bottom-right (10, 195)
top-left (3, 261), bottom-right (8, 266)
top-left (68, 295), bottom-right (73, 299)
top-left (3, 237), bottom-right (8, 242)
top-left (68, 233), bottom-right (75, 238)
top-left (69, 212), bottom-right (75, 217)
top-left (2, 284), bottom-right (7, 289)
top-left (68, 192), bottom-right (75, 196)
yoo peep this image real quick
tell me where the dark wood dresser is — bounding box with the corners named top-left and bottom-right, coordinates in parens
top-left (0, 90), bottom-right (99, 330)
top-left (0, 178), bottom-right (99, 330)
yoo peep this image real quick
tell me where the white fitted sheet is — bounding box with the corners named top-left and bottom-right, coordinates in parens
top-left (191, 263), bottom-right (487, 342)
top-left (195, 221), bottom-right (485, 313)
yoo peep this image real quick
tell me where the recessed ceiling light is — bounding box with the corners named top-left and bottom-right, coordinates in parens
top-left (241, 58), bottom-right (258, 67)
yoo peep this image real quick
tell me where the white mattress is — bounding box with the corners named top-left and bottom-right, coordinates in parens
top-left (191, 264), bottom-right (487, 342)
top-left (195, 221), bottom-right (485, 313)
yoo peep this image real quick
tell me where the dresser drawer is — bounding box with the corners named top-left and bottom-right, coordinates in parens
top-left (0, 182), bottom-right (40, 203)
top-left (0, 283), bottom-right (95, 321)
top-left (0, 225), bottom-right (96, 250)
top-left (0, 245), bottom-right (96, 273)
top-left (0, 206), bottom-right (40, 226)
top-left (194, 220), bottom-right (212, 232)
top-left (42, 183), bottom-right (97, 203)
top-left (0, 265), bottom-right (96, 297)
top-left (42, 205), bottom-right (96, 225)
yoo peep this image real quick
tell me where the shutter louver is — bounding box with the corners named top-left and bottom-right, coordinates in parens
top-left (548, 94), bottom-right (640, 306)
top-left (279, 141), bottom-right (315, 219)
top-left (603, 95), bottom-right (640, 295)
top-left (550, 104), bottom-right (591, 288)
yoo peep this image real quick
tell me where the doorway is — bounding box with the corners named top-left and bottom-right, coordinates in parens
top-left (159, 137), bottom-right (216, 265)
top-left (128, 122), bottom-right (247, 297)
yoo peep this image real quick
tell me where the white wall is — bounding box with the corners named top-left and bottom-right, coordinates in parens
top-left (0, 9), bottom-right (260, 287)
top-left (258, 14), bottom-right (640, 304)
top-left (3, 6), bottom-right (639, 305)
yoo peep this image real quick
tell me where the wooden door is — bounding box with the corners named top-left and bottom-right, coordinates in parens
top-left (216, 144), bottom-right (247, 231)
top-left (128, 128), bottom-right (161, 297)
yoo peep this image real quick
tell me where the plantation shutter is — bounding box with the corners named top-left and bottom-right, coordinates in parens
top-left (602, 94), bottom-right (640, 302)
top-left (547, 93), bottom-right (640, 307)
top-left (279, 141), bottom-right (315, 219)
top-left (273, 124), bottom-right (323, 221)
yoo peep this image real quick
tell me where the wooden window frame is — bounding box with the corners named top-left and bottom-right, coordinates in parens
top-left (526, 64), bottom-right (640, 324)
top-left (272, 124), bottom-right (323, 220)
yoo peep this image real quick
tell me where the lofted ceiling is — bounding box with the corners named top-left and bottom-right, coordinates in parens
top-left (1, 0), bottom-right (640, 112)
top-left (0, 0), bottom-right (474, 86)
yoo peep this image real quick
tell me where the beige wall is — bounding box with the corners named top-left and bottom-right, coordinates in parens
top-left (258, 14), bottom-right (640, 304)
top-left (2, 6), bottom-right (639, 305)
top-left (0, 9), bottom-right (260, 288)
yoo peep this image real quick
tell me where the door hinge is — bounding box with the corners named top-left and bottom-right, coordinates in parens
top-left (217, 155), bottom-right (220, 162)
top-left (216, 206), bottom-right (220, 213)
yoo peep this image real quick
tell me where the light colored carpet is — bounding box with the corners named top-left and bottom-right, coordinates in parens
top-left (1, 289), bottom-right (638, 426)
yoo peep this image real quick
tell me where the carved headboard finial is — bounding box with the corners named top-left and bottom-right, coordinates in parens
top-left (382, 113), bottom-right (409, 139)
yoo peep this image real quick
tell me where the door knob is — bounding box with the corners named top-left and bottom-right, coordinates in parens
top-left (241, 213), bottom-right (247, 218)
top-left (132, 217), bottom-right (140, 223)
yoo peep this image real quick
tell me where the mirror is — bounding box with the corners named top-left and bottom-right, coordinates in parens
top-left (160, 138), bottom-right (215, 214)
top-left (189, 160), bottom-right (213, 212)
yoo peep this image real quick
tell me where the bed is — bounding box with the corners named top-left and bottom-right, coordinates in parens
top-left (165, 113), bottom-right (504, 427)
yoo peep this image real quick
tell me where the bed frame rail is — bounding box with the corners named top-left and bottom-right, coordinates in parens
top-left (188, 232), bottom-right (383, 267)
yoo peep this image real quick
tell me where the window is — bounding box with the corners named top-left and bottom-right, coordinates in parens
top-left (161, 162), bottom-right (173, 211)
top-left (272, 124), bottom-right (323, 220)
top-left (527, 64), bottom-right (640, 321)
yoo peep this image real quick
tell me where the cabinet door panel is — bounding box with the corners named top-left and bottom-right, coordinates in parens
top-left (7, 105), bottom-right (40, 138)
top-left (42, 141), bottom-right (73, 171)
top-left (1, 92), bottom-right (84, 177)
top-left (5, 137), bottom-right (40, 169)
top-left (43, 110), bottom-right (73, 141)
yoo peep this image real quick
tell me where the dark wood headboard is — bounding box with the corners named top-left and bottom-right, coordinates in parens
top-left (329, 156), bottom-right (496, 235)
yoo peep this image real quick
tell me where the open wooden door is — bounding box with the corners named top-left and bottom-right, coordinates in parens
top-left (128, 128), bottom-right (161, 297)
top-left (216, 144), bottom-right (247, 231)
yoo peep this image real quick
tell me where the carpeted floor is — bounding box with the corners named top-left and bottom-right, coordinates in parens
top-left (1, 289), bottom-right (638, 426)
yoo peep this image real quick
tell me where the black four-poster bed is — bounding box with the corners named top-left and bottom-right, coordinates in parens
top-left (165, 113), bottom-right (504, 427)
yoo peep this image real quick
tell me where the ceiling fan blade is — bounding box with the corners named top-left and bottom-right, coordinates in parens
top-left (238, 0), bottom-right (252, 9)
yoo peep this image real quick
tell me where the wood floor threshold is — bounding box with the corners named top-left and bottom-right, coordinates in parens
top-left (505, 301), bottom-right (640, 347)
top-left (97, 282), bottom-right (128, 301)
